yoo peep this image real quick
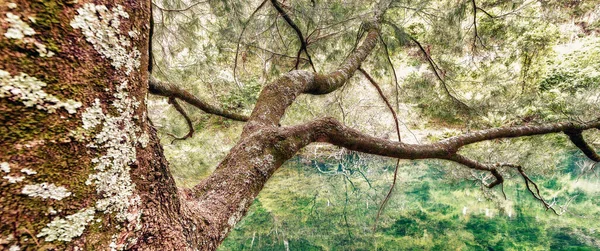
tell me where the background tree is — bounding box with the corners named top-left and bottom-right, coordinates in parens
top-left (1, 0), bottom-right (599, 250)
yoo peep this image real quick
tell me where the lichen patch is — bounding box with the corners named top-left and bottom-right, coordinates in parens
top-left (3, 175), bottom-right (24, 183)
top-left (0, 70), bottom-right (82, 114)
top-left (37, 208), bottom-right (95, 242)
top-left (20, 168), bottom-right (37, 175)
top-left (21, 182), bottom-right (72, 200)
top-left (70, 4), bottom-right (141, 75)
top-left (3, 11), bottom-right (55, 57)
top-left (4, 12), bottom-right (35, 40)
top-left (82, 82), bottom-right (142, 221)
top-left (1, 162), bottom-right (10, 173)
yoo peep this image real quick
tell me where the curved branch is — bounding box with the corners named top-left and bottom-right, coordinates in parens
top-left (408, 35), bottom-right (470, 110)
top-left (379, 34), bottom-right (400, 109)
top-left (439, 121), bottom-right (600, 150)
top-left (357, 68), bottom-right (402, 231)
top-left (281, 118), bottom-right (600, 215)
top-left (511, 164), bottom-right (560, 214)
top-left (148, 76), bottom-right (250, 121)
top-left (241, 23), bottom-right (380, 134)
top-left (358, 68), bottom-right (401, 141)
top-left (282, 118), bottom-right (600, 164)
top-left (564, 129), bottom-right (600, 161)
top-left (167, 97), bottom-right (195, 142)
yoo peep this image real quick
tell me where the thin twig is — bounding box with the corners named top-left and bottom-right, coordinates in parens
top-left (166, 98), bottom-right (194, 143)
top-left (270, 0), bottom-right (317, 71)
top-left (234, 0), bottom-right (268, 87)
top-left (152, 1), bottom-right (207, 12)
top-left (358, 68), bottom-right (403, 232)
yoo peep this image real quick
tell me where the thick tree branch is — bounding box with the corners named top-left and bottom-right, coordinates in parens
top-left (241, 23), bottom-right (380, 135)
top-left (564, 129), bottom-right (600, 161)
top-left (281, 118), bottom-right (600, 215)
top-left (439, 121), bottom-right (600, 150)
top-left (148, 76), bottom-right (250, 121)
top-left (282, 118), bottom-right (600, 163)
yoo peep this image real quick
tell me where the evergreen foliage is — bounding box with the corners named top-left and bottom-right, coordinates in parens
top-left (148, 0), bottom-right (600, 249)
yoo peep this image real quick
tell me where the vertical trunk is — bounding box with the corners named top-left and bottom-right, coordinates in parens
top-left (0, 1), bottom-right (188, 250)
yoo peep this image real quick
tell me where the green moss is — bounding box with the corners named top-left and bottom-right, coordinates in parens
top-left (30, 0), bottom-right (65, 30)
top-left (40, 38), bottom-right (61, 54)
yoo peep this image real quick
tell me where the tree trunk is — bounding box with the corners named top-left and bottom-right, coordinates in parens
top-left (1, 1), bottom-right (189, 250)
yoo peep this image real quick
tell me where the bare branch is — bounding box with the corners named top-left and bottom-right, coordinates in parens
top-left (470, 0), bottom-right (487, 52)
top-left (564, 129), bottom-right (600, 162)
top-left (234, 0), bottom-right (269, 87)
top-left (445, 154), bottom-right (504, 188)
top-left (358, 68), bottom-right (402, 231)
top-left (149, 76), bottom-right (250, 121)
top-left (270, 0), bottom-right (317, 71)
top-left (512, 164), bottom-right (560, 215)
top-left (382, 21), bottom-right (470, 110)
top-left (408, 35), bottom-right (471, 110)
top-left (166, 97), bottom-right (194, 142)
top-left (152, 1), bottom-right (207, 12)
top-left (358, 68), bottom-right (401, 142)
top-left (378, 34), bottom-right (400, 110)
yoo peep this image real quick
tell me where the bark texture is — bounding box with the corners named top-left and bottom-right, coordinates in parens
top-left (0, 1), bottom-right (188, 250)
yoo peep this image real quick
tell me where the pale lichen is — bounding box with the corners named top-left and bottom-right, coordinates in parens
top-left (33, 41), bottom-right (55, 57)
top-left (4, 11), bottom-right (55, 57)
top-left (137, 132), bottom-right (149, 148)
top-left (3, 175), bottom-right (24, 183)
top-left (1, 162), bottom-right (10, 173)
top-left (83, 82), bottom-right (141, 221)
top-left (68, 3), bottom-right (144, 244)
top-left (20, 168), bottom-right (37, 175)
top-left (227, 199), bottom-right (248, 227)
top-left (70, 4), bottom-right (141, 75)
top-left (4, 12), bottom-right (35, 39)
top-left (37, 208), bottom-right (95, 242)
top-left (0, 70), bottom-right (82, 114)
top-left (81, 99), bottom-right (103, 130)
top-left (21, 183), bottom-right (72, 200)
top-left (8, 245), bottom-right (20, 251)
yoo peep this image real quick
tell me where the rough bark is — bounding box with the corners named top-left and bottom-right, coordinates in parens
top-left (0, 1), bottom-right (188, 250)
top-left (1, 1), bottom-right (598, 251)
top-left (148, 76), bottom-right (249, 122)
